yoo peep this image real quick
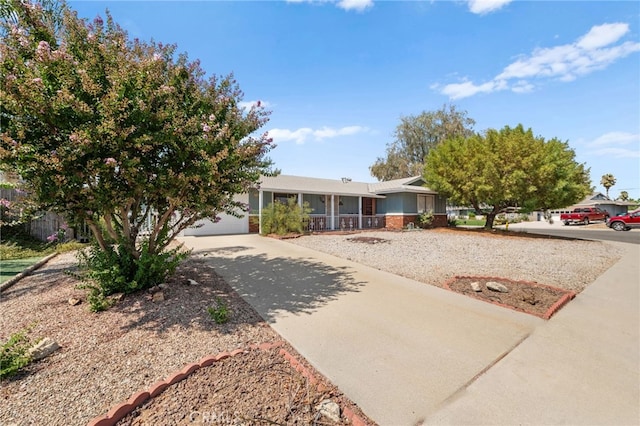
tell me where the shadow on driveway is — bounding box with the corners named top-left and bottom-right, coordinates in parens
top-left (193, 246), bottom-right (365, 322)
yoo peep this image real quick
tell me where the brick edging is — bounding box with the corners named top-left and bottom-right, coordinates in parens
top-left (0, 252), bottom-right (58, 293)
top-left (443, 275), bottom-right (576, 320)
top-left (87, 341), bottom-right (371, 426)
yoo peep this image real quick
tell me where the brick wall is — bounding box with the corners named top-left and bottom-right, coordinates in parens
top-left (385, 214), bottom-right (448, 229)
top-left (249, 216), bottom-right (259, 233)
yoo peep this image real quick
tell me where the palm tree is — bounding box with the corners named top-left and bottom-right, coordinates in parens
top-left (600, 174), bottom-right (616, 198)
top-left (617, 191), bottom-right (629, 201)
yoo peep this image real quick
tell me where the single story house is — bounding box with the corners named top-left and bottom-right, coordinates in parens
top-left (182, 175), bottom-right (447, 236)
top-left (548, 192), bottom-right (635, 222)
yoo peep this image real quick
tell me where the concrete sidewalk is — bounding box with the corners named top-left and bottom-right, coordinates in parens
top-left (179, 235), bottom-right (639, 425)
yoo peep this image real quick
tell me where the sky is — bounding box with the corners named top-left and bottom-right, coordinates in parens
top-left (69, 0), bottom-right (640, 200)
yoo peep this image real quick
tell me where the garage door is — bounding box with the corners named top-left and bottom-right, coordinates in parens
top-left (182, 194), bottom-right (249, 236)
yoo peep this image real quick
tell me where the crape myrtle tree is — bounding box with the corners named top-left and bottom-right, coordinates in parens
top-left (424, 124), bottom-right (592, 229)
top-left (0, 1), bottom-right (275, 294)
top-left (370, 105), bottom-right (475, 181)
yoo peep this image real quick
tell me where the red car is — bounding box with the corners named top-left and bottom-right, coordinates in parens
top-left (606, 209), bottom-right (640, 231)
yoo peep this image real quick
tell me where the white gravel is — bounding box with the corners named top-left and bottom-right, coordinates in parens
top-left (287, 229), bottom-right (623, 293)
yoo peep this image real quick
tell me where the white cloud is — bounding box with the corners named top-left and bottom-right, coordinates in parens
top-left (436, 22), bottom-right (640, 99)
top-left (337, 0), bottom-right (373, 12)
top-left (286, 0), bottom-right (373, 12)
top-left (588, 131), bottom-right (639, 147)
top-left (268, 125), bottom-right (369, 144)
top-left (587, 132), bottom-right (640, 158)
top-left (467, 0), bottom-right (512, 15)
top-left (588, 147), bottom-right (640, 158)
top-left (238, 100), bottom-right (272, 110)
top-left (577, 23), bottom-right (630, 50)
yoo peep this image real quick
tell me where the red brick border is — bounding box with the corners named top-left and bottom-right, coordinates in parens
top-left (87, 341), bottom-right (371, 426)
top-left (443, 275), bottom-right (576, 320)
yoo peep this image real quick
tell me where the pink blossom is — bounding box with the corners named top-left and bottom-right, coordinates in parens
top-left (0, 199), bottom-right (11, 208)
top-left (209, 114), bottom-right (216, 121)
top-left (153, 53), bottom-right (161, 61)
top-left (36, 40), bottom-right (51, 59)
top-left (47, 233), bottom-right (58, 242)
top-left (104, 157), bottom-right (117, 166)
top-left (32, 78), bottom-right (42, 84)
top-left (202, 124), bottom-right (211, 132)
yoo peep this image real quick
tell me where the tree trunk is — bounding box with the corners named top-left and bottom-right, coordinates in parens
top-left (484, 206), bottom-right (500, 230)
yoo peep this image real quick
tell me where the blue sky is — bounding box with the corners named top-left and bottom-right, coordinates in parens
top-left (70, 0), bottom-right (640, 200)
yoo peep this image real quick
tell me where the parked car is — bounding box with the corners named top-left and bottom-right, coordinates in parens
top-left (606, 209), bottom-right (640, 231)
top-left (560, 207), bottom-right (609, 225)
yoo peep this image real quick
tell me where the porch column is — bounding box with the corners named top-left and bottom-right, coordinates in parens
top-left (358, 196), bottom-right (362, 229)
top-left (331, 194), bottom-right (335, 230)
top-left (258, 190), bottom-right (263, 235)
top-left (298, 192), bottom-right (303, 208)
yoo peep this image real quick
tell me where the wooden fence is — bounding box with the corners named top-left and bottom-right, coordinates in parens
top-left (1, 188), bottom-right (74, 241)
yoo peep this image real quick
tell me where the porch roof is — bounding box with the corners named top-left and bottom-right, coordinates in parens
top-left (257, 175), bottom-right (386, 198)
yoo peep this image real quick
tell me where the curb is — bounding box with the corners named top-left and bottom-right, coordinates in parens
top-left (87, 341), bottom-right (372, 426)
top-left (0, 252), bottom-right (58, 293)
top-left (443, 275), bottom-right (576, 320)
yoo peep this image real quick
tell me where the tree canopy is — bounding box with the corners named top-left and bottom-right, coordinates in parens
top-left (0, 1), bottom-right (275, 292)
top-left (370, 105), bottom-right (475, 181)
top-left (424, 124), bottom-right (592, 229)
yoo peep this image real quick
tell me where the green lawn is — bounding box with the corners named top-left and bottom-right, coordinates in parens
top-left (0, 257), bottom-right (43, 284)
top-left (455, 219), bottom-right (487, 227)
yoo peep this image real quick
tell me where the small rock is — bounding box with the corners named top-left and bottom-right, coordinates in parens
top-left (470, 282), bottom-right (482, 292)
top-left (68, 297), bottom-right (81, 306)
top-left (158, 283), bottom-right (169, 290)
top-left (187, 279), bottom-right (200, 286)
top-left (486, 281), bottom-right (509, 293)
top-left (315, 399), bottom-right (341, 423)
top-left (148, 285), bottom-right (160, 294)
top-left (152, 291), bottom-right (165, 302)
top-left (28, 338), bottom-right (60, 361)
top-left (110, 293), bottom-right (125, 301)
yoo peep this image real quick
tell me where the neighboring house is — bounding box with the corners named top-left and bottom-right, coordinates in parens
top-left (548, 192), bottom-right (635, 222)
top-left (182, 175), bottom-right (447, 236)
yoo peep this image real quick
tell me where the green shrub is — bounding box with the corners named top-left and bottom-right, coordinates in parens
top-left (207, 297), bottom-right (230, 324)
top-left (1, 329), bottom-right (34, 380)
top-left (447, 217), bottom-right (457, 227)
top-left (468, 212), bottom-right (476, 219)
top-left (260, 198), bottom-right (311, 235)
top-left (76, 239), bottom-right (189, 310)
top-left (417, 211), bottom-right (434, 228)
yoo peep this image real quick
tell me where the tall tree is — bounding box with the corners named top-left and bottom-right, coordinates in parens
top-left (370, 105), bottom-right (475, 181)
top-left (1, 2), bottom-right (275, 292)
top-left (617, 191), bottom-right (629, 201)
top-left (600, 174), bottom-right (616, 198)
top-left (424, 124), bottom-right (592, 229)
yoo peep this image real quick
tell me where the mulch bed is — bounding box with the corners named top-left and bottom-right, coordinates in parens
top-left (445, 276), bottom-right (575, 319)
top-left (117, 346), bottom-right (356, 425)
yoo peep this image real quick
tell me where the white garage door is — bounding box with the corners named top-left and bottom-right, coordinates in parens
top-left (182, 194), bottom-right (249, 236)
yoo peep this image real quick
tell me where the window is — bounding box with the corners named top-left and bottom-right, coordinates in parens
top-left (417, 195), bottom-right (434, 213)
top-left (273, 193), bottom-right (297, 204)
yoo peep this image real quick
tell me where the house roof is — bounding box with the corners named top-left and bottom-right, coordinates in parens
top-left (575, 192), bottom-right (636, 207)
top-left (257, 175), bottom-right (436, 198)
top-left (368, 176), bottom-right (437, 195)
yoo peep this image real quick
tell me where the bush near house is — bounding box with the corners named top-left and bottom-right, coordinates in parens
top-left (261, 199), bottom-right (311, 235)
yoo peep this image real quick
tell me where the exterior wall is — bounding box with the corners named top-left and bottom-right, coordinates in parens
top-left (303, 194), bottom-right (326, 214)
top-left (385, 213), bottom-right (448, 229)
top-left (385, 214), bottom-right (417, 229)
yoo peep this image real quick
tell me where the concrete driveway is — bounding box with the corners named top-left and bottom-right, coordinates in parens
top-left (179, 233), bottom-right (638, 425)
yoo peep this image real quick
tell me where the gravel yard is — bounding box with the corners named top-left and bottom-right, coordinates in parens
top-left (287, 228), bottom-right (623, 293)
top-left (0, 252), bottom-right (371, 425)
